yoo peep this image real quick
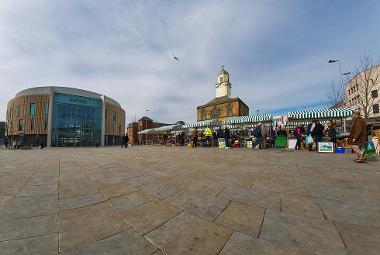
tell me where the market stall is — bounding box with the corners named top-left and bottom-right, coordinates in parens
top-left (287, 108), bottom-right (354, 132)
top-left (286, 108), bottom-right (354, 151)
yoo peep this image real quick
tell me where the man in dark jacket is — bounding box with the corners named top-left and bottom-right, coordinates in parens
top-left (348, 111), bottom-right (367, 163)
top-left (312, 120), bottom-right (324, 150)
top-left (252, 123), bottom-right (262, 149)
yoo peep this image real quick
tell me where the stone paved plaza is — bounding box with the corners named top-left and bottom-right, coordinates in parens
top-left (0, 146), bottom-right (379, 254)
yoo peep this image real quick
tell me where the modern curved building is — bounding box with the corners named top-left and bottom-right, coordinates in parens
top-left (6, 86), bottom-right (125, 147)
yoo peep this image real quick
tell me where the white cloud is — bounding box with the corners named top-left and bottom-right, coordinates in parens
top-left (0, 0), bottom-right (379, 124)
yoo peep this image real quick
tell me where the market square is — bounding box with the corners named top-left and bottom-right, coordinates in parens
top-left (0, 146), bottom-right (379, 254)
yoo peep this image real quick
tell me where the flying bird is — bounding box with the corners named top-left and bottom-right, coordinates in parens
top-left (171, 51), bottom-right (179, 61)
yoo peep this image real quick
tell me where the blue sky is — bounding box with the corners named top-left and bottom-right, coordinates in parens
top-left (0, 0), bottom-right (379, 124)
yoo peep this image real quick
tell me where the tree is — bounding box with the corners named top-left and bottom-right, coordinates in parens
top-left (349, 55), bottom-right (380, 120)
top-left (327, 80), bottom-right (345, 107)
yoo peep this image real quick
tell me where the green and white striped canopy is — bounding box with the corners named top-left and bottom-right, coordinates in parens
top-left (182, 119), bottom-right (221, 129)
top-left (287, 108), bottom-right (353, 120)
top-left (138, 124), bottom-right (182, 135)
top-left (222, 114), bottom-right (273, 125)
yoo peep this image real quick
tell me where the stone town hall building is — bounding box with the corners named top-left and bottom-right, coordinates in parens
top-left (197, 67), bottom-right (249, 121)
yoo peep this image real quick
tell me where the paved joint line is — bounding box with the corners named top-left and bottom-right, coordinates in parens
top-left (257, 209), bottom-right (267, 238)
top-left (332, 220), bottom-right (348, 251)
top-left (214, 186), bottom-right (227, 197)
top-left (213, 200), bottom-right (231, 223)
top-left (0, 231), bottom-right (57, 243)
top-left (5, 160), bottom-right (45, 208)
top-left (216, 229), bottom-right (234, 255)
top-left (142, 209), bottom-right (184, 236)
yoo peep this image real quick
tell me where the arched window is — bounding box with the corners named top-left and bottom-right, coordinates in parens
top-left (227, 103), bottom-right (232, 117)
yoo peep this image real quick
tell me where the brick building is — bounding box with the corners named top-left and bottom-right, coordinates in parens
top-left (197, 67), bottom-right (249, 121)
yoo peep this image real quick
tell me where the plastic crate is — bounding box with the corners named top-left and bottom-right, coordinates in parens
top-left (336, 147), bottom-right (345, 154)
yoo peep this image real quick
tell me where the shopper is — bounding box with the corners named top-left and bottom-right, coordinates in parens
top-left (252, 123), bottom-right (262, 149)
top-left (260, 124), bottom-right (267, 149)
top-left (313, 120), bottom-right (324, 150)
top-left (295, 125), bottom-right (304, 150)
top-left (328, 122), bottom-right (337, 148)
top-left (192, 128), bottom-right (198, 147)
top-left (306, 120), bottom-right (316, 151)
top-left (348, 111), bottom-right (367, 163)
top-left (224, 127), bottom-right (231, 148)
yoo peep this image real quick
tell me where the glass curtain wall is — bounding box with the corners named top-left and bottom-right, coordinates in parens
top-left (51, 93), bottom-right (102, 147)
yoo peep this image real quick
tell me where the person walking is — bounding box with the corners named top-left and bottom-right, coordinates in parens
top-left (348, 111), bottom-right (367, 163)
top-left (125, 134), bottom-right (129, 148)
top-left (252, 123), bottom-right (262, 150)
top-left (192, 128), bottom-right (198, 148)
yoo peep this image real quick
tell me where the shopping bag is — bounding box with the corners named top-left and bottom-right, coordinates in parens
top-left (364, 141), bottom-right (376, 157)
top-left (306, 135), bottom-right (313, 144)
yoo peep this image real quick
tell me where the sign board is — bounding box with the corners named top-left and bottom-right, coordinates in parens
top-left (246, 140), bottom-right (252, 148)
top-left (318, 142), bottom-right (334, 153)
top-left (218, 138), bottom-right (226, 149)
top-left (287, 139), bottom-right (297, 149)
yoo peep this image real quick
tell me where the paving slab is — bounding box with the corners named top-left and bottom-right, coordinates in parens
top-left (59, 202), bottom-right (129, 251)
top-left (98, 181), bottom-right (139, 200)
top-left (140, 179), bottom-right (183, 199)
top-left (121, 199), bottom-right (182, 235)
top-left (318, 197), bottom-right (380, 227)
top-left (109, 190), bottom-right (155, 213)
top-left (282, 194), bottom-right (324, 219)
top-left (59, 192), bottom-right (104, 210)
top-left (145, 212), bottom-right (233, 255)
top-left (61, 229), bottom-right (157, 255)
top-left (0, 233), bottom-right (58, 255)
top-left (219, 231), bottom-right (306, 255)
top-left (260, 210), bottom-right (346, 255)
top-left (17, 184), bottom-right (58, 197)
top-left (218, 186), bottom-right (281, 210)
top-left (165, 190), bottom-right (230, 221)
top-left (6, 194), bottom-right (57, 217)
top-left (215, 202), bottom-right (265, 237)
top-left (0, 214), bottom-right (57, 241)
top-left (335, 221), bottom-right (380, 255)
top-left (59, 181), bottom-right (97, 199)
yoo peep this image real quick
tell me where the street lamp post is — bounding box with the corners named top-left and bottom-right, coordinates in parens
top-left (328, 59), bottom-right (351, 104)
top-left (145, 109), bottom-right (149, 145)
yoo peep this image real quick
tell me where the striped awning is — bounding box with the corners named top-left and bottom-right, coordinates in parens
top-left (138, 124), bottom-right (182, 135)
top-left (137, 128), bottom-right (155, 135)
top-left (287, 108), bottom-right (353, 120)
top-left (152, 124), bottom-right (181, 134)
top-left (222, 114), bottom-right (273, 125)
top-left (182, 119), bottom-right (221, 129)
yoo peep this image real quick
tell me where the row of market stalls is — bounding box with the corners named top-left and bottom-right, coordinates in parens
top-left (138, 108), bottom-right (355, 138)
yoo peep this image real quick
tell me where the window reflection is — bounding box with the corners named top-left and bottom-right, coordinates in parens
top-left (51, 93), bottom-right (102, 147)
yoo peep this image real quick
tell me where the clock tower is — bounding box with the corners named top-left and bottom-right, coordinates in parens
top-left (216, 66), bottom-right (231, 98)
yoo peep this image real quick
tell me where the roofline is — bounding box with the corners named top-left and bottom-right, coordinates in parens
top-left (345, 64), bottom-right (380, 86)
top-left (14, 86), bottom-right (122, 108)
top-left (197, 97), bottom-right (249, 109)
